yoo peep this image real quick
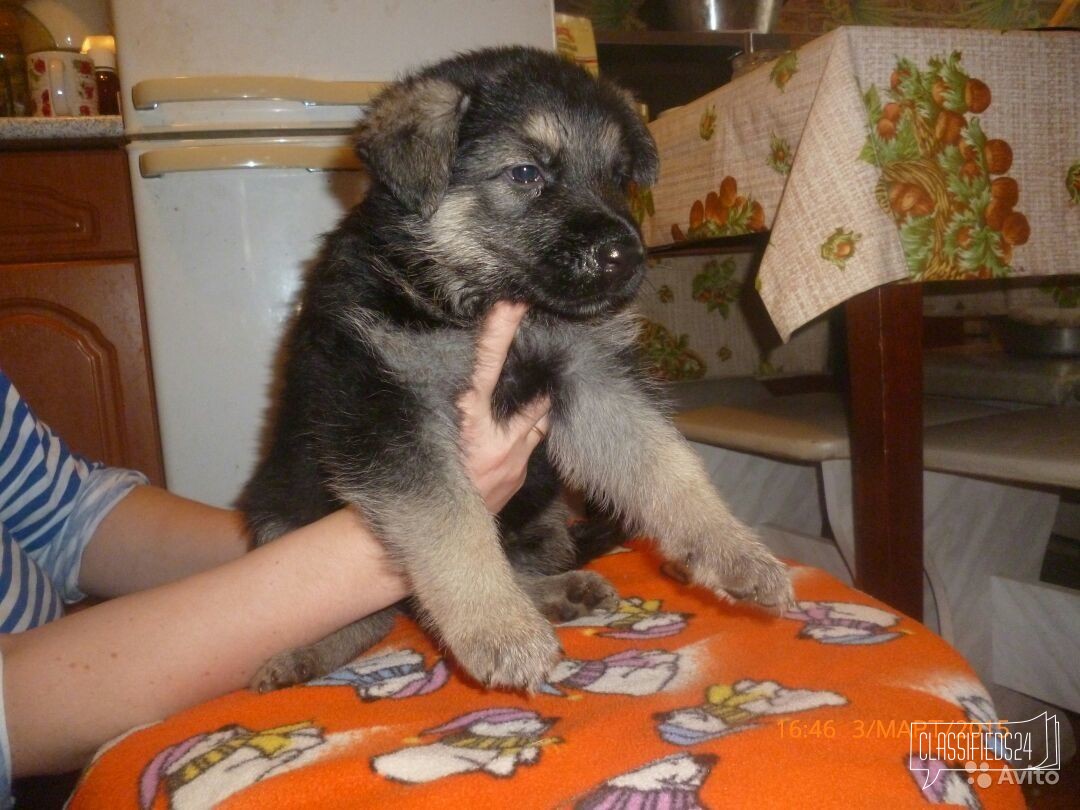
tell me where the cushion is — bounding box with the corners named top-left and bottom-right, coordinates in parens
top-left (69, 542), bottom-right (1023, 809)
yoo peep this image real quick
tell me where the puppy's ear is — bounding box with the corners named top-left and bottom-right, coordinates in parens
top-left (607, 84), bottom-right (659, 187)
top-left (626, 116), bottom-right (659, 187)
top-left (354, 77), bottom-right (469, 217)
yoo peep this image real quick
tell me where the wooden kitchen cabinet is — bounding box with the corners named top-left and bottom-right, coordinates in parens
top-left (0, 146), bottom-right (165, 485)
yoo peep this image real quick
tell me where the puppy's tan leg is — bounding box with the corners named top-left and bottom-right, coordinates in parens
top-left (333, 470), bottom-right (561, 691)
top-left (548, 371), bottom-right (793, 609)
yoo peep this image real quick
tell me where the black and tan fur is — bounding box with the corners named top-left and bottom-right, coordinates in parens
top-left (241, 47), bottom-right (792, 692)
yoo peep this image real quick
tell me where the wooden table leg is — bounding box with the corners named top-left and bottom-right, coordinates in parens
top-left (844, 283), bottom-right (924, 620)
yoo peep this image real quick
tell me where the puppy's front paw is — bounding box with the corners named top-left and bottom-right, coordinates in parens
top-left (448, 602), bottom-right (561, 691)
top-left (250, 647), bottom-right (320, 693)
top-left (685, 534), bottom-right (794, 611)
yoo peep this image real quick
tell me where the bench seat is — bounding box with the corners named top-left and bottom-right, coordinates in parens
top-left (674, 391), bottom-right (1017, 464)
top-left (923, 405), bottom-right (1080, 489)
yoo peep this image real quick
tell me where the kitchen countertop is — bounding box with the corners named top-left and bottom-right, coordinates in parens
top-left (0, 115), bottom-right (124, 143)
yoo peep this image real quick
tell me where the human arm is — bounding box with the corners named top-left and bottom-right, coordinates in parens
top-left (2, 507), bottom-right (405, 775)
top-left (75, 485), bottom-right (251, 598)
top-left (1, 300), bottom-right (550, 776)
top-left (77, 301), bottom-right (551, 600)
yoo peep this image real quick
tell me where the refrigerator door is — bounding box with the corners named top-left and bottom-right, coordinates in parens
top-left (127, 134), bottom-right (367, 506)
top-left (126, 75), bottom-right (386, 134)
top-left (112, 0), bottom-right (556, 134)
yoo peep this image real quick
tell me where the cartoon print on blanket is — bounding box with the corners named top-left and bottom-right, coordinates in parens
top-left (907, 754), bottom-right (984, 809)
top-left (656, 679), bottom-right (847, 745)
top-left (138, 722), bottom-right (326, 810)
top-left (308, 648), bottom-right (449, 700)
top-left (371, 707), bottom-right (560, 784)
top-left (575, 752), bottom-right (717, 810)
top-left (954, 694), bottom-right (1020, 765)
top-left (540, 649), bottom-right (681, 697)
top-left (907, 675), bottom-right (1029, 764)
top-left (66, 542), bottom-right (1028, 809)
top-left (908, 676), bottom-right (1031, 795)
top-left (909, 676), bottom-right (1000, 727)
top-left (785, 600), bottom-right (909, 644)
top-left (559, 596), bottom-right (690, 639)
top-left (957, 694), bottom-right (998, 726)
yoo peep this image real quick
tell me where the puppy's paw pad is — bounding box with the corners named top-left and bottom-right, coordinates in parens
top-left (250, 649), bottom-right (318, 693)
top-left (539, 571), bottom-right (619, 622)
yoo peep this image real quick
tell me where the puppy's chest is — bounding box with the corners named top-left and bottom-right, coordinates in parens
top-left (493, 319), bottom-right (634, 418)
top-left (371, 315), bottom-right (635, 420)
top-left (493, 344), bottom-right (570, 418)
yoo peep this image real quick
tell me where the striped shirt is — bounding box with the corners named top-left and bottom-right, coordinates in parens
top-left (1, 370), bottom-right (146, 798)
top-left (1, 371), bottom-right (147, 630)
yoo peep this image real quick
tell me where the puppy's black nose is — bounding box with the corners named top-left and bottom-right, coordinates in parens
top-left (596, 238), bottom-right (643, 285)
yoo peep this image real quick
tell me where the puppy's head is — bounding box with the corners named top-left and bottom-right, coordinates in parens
top-left (355, 47), bottom-right (658, 320)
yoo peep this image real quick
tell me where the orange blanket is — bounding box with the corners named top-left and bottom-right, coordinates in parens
top-left (70, 542), bottom-right (1024, 809)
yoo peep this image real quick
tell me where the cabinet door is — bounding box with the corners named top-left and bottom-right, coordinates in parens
top-left (0, 149), bottom-right (138, 264)
top-left (0, 259), bottom-right (165, 485)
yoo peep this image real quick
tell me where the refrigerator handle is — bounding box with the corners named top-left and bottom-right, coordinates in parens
top-left (132, 75), bottom-right (386, 110)
top-left (139, 144), bottom-right (364, 177)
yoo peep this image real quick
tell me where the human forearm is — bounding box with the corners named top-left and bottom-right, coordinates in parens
top-left (77, 485), bottom-right (251, 598)
top-left (2, 508), bottom-right (406, 775)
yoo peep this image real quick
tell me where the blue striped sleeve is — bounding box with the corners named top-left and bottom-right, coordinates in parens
top-left (0, 373), bottom-right (147, 608)
top-left (0, 378), bottom-right (95, 551)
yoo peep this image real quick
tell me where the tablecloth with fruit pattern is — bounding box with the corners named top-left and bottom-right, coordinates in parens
top-left (639, 26), bottom-right (1079, 341)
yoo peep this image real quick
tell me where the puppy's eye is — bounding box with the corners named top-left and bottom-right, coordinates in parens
top-left (508, 164), bottom-right (543, 185)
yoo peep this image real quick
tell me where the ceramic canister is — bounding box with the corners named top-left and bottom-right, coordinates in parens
top-left (26, 49), bottom-right (97, 116)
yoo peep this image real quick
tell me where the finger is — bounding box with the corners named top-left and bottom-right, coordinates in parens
top-left (524, 412), bottom-right (552, 451)
top-left (470, 301), bottom-right (527, 401)
top-left (507, 394), bottom-right (551, 437)
top-left (509, 393), bottom-right (552, 432)
top-left (518, 398), bottom-right (552, 446)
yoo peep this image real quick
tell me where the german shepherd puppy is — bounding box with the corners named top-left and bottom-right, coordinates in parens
top-left (241, 47), bottom-right (792, 692)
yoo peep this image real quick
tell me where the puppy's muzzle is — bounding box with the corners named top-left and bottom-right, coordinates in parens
top-left (595, 237), bottom-right (644, 289)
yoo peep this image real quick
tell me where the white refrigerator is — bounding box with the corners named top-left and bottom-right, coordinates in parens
top-left (111, 0), bottom-right (556, 507)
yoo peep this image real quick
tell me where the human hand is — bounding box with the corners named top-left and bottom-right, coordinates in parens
top-left (458, 301), bottom-right (551, 514)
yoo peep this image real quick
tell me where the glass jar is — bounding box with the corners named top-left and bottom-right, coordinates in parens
top-left (0, 2), bottom-right (55, 116)
top-left (82, 34), bottom-right (118, 115)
